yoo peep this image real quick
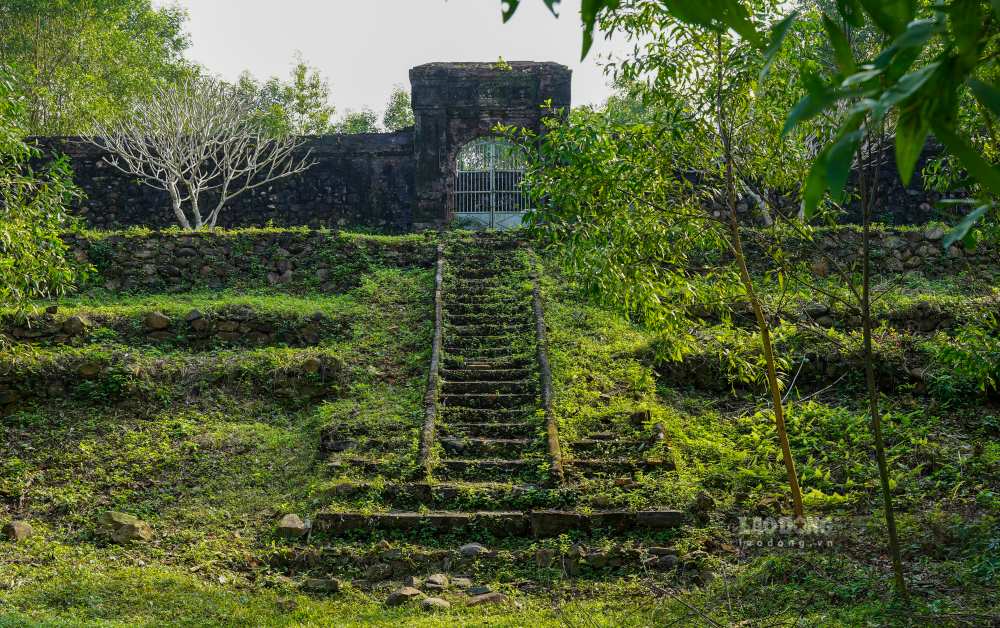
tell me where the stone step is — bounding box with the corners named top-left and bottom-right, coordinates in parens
top-left (439, 392), bottom-right (536, 410)
top-left (439, 436), bottom-right (538, 458)
top-left (436, 458), bottom-right (544, 482)
top-left (444, 267), bottom-right (523, 279)
top-left (442, 422), bottom-right (538, 438)
top-left (440, 368), bottom-right (533, 382)
top-left (444, 356), bottom-right (534, 371)
top-left (447, 248), bottom-right (522, 260)
top-left (447, 276), bottom-right (528, 287)
top-left (313, 509), bottom-right (685, 538)
top-left (444, 289), bottom-right (525, 301)
top-left (443, 334), bottom-right (532, 352)
top-left (447, 299), bottom-right (532, 313)
top-left (446, 322), bottom-right (534, 337)
top-left (445, 312), bottom-right (534, 327)
top-left (440, 406), bottom-right (538, 423)
top-left (321, 480), bottom-right (578, 510)
top-left (564, 458), bottom-right (676, 479)
top-left (454, 269), bottom-right (504, 279)
top-left (272, 541), bottom-right (656, 580)
top-left (443, 301), bottom-right (531, 314)
top-left (441, 380), bottom-right (536, 395)
top-left (443, 346), bottom-right (531, 360)
top-left (568, 439), bottom-right (649, 457)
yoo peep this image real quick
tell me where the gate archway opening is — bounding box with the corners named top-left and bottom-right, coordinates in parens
top-left (454, 137), bottom-right (529, 229)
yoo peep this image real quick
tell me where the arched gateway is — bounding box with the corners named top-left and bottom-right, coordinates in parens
top-left (453, 137), bottom-right (529, 229)
top-left (409, 61), bottom-right (572, 230)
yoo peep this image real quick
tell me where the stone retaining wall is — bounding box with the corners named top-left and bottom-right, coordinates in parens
top-left (735, 225), bottom-right (1000, 276)
top-left (67, 230), bottom-right (436, 294)
top-left (2, 307), bottom-right (350, 348)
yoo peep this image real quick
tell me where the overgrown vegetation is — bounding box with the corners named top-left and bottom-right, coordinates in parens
top-left (1, 230), bottom-right (996, 624)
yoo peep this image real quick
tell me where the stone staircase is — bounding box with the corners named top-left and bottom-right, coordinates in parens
top-left (312, 233), bottom-right (683, 545)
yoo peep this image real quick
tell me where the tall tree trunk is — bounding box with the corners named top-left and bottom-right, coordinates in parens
top-left (167, 182), bottom-right (191, 230)
top-left (716, 34), bottom-right (804, 520)
top-left (859, 134), bottom-right (909, 603)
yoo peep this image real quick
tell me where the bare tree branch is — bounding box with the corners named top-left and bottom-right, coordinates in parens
top-left (87, 76), bottom-right (316, 230)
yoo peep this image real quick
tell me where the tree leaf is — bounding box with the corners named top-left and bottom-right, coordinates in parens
top-left (949, 0), bottom-right (985, 64)
top-left (580, 0), bottom-right (614, 59)
top-left (662, 0), bottom-right (763, 47)
top-left (871, 62), bottom-right (940, 118)
top-left (827, 130), bottom-right (864, 199)
top-left (969, 78), bottom-right (1000, 118)
top-left (934, 122), bottom-right (1000, 196)
top-left (822, 14), bottom-right (857, 75)
top-left (802, 149), bottom-right (830, 218)
top-left (502, 0), bottom-right (561, 22)
top-left (783, 83), bottom-right (837, 136)
top-left (859, 0), bottom-right (917, 36)
top-left (836, 0), bottom-right (865, 27)
top-left (895, 105), bottom-right (930, 186)
top-left (759, 11), bottom-right (799, 83)
top-left (943, 203), bottom-right (990, 249)
top-left (841, 68), bottom-right (883, 88)
top-left (874, 19), bottom-right (942, 69)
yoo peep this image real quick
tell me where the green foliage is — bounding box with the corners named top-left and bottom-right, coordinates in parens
top-left (237, 52), bottom-right (337, 136)
top-left (0, 66), bottom-right (88, 312)
top-left (508, 0), bottom-right (1000, 242)
top-left (0, 0), bottom-right (191, 134)
top-left (503, 105), bottom-right (711, 360)
top-left (338, 109), bottom-right (380, 134)
top-left (923, 315), bottom-right (1000, 401)
top-left (382, 85), bottom-right (414, 132)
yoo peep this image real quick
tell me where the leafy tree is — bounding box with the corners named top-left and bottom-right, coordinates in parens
top-left (338, 109), bottom-right (380, 134)
top-left (0, 0), bottom-right (191, 135)
top-left (507, 0), bottom-right (810, 521)
top-left (603, 1), bottom-right (834, 223)
top-left (0, 66), bottom-right (85, 312)
top-left (237, 53), bottom-right (337, 136)
top-left (505, 0), bottom-right (1000, 242)
top-left (504, 0), bottom-right (946, 602)
top-left (382, 85), bottom-right (415, 132)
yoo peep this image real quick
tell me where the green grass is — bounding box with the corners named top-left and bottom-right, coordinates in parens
top-left (1, 229), bottom-right (998, 626)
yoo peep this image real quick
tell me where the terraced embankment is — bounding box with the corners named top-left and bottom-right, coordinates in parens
top-left (297, 233), bottom-right (683, 584)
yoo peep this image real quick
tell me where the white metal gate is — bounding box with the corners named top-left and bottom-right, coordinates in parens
top-left (454, 137), bottom-right (529, 229)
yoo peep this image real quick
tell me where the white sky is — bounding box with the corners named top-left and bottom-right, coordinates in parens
top-left (165, 0), bottom-right (632, 115)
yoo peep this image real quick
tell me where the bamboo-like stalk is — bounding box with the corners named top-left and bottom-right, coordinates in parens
top-left (532, 269), bottom-right (564, 485)
top-left (418, 243), bottom-right (445, 479)
top-left (858, 129), bottom-right (909, 603)
top-left (716, 33), bottom-right (804, 520)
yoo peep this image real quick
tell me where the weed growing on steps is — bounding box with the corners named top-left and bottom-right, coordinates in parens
top-left (0, 230), bottom-right (997, 624)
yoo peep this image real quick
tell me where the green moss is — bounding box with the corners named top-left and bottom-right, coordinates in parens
top-left (2, 230), bottom-right (998, 624)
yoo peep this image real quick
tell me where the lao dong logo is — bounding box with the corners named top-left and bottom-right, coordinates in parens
top-left (734, 516), bottom-right (836, 550)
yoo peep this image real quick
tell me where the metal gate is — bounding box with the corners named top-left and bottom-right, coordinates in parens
top-left (454, 137), bottom-right (529, 229)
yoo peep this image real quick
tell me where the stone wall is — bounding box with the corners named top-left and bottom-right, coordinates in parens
top-left (409, 62), bottom-right (572, 228)
top-left (842, 141), bottom-right (952, 225)
top-left (34, 132), bottom-right (416, 231)
top-left (66, 230), bottom-right (437, 294)
top-left (31, 61), bottom-right (573, 232)
top-left (735, 224), bottom-right (1000, 276)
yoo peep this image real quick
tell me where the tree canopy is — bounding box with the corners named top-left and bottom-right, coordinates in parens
top-left (0, 65), bottom-right (85, 310)
top-left (0, 0), bottom-right (191, 135)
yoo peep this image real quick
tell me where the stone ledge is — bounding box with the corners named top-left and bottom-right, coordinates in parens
top-left (313, 509), bottom-right (685, 538)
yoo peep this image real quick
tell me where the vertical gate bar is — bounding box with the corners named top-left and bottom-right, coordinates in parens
top-left (490, 140), bottom-right (496, 229)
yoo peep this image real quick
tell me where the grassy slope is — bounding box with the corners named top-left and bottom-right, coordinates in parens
top-left (1, 233), bottom-right (998, 626)
top-left (541, 267), bottom-right (999, 625)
